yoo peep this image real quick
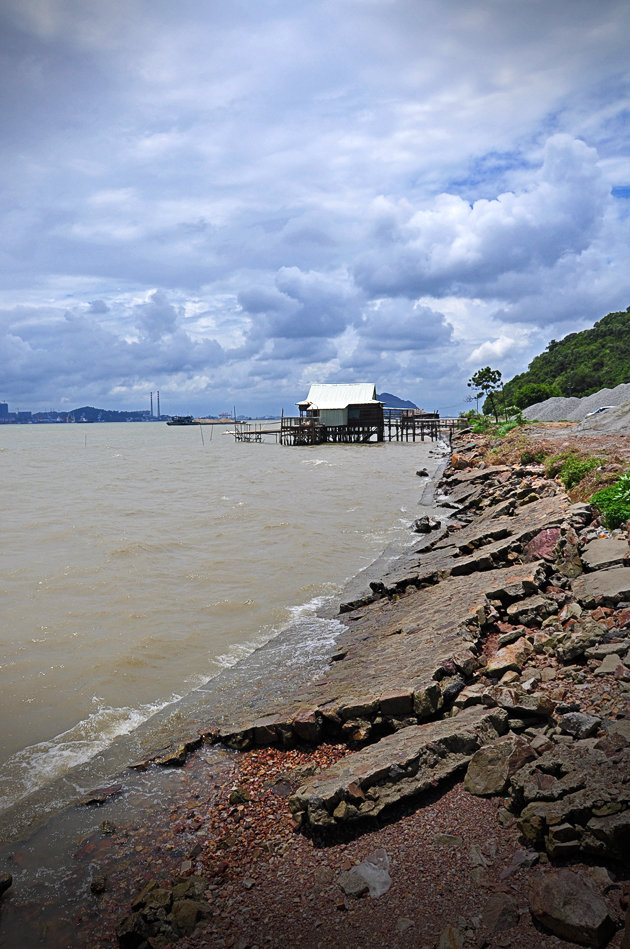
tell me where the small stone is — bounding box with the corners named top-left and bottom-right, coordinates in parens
top-left (485, 639), bottom-right (531, 676)
top-left (594, 654), bottom-right (627, 676)
top-left (80, 783), bottom-right (123, 806)
top-left (434, 833), bottom-right (463, 847)
top-left (313, 866), bottom-right (334, 886)
top-left (437, 923), bottom-right (464, 949)
top-left (412, 515), bottom-right (441, 533)
top-left (337, 849), bottom-right (392, 899)
top-left (337, 869), bottom-right (369, 899)
top-left (499, 848), bottom-right (538, 879)
top-left (155, 744), bottom-right (188, 767)
top-left (469, 843), bottom-right (489, 868)
top-left (465, 734), bottom-right (536, 796)
top-left (170, 898), bottom-right (206, 935)
top-left (90, 874), bottom-right (107, 895)
top-left (0, 873), bottom-right (13, 897)
top-left (228, 786), bottom-right (251, 804)
top-left (481, 892), bottom-right (520, 932)
top-left (557, 711), bottom-right (601, 739)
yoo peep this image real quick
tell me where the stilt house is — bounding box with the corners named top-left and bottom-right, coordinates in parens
top-left (277, 383), bottom-right (384, 444)
top-left (297, 383), bottom-right (383, 427)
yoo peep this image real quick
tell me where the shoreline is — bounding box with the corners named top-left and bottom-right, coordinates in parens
top-left (2, 428), bottom-right (629, 947)
top-left (0, 442), bottom-right (450, 933)
top-left (0, 439), bottom-right (449, 851)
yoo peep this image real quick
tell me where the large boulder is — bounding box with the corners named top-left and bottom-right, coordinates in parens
top-left (464, 734), bottom-right (537, 796)
top-left (529, 869), bottom-right (615, 947)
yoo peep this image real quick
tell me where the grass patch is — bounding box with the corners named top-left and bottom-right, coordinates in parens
top-left (591, 472), bottom-right (630, 529)
top-left (545, 452), bottom-right (605, 490)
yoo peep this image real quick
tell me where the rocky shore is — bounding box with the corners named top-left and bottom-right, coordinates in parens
top-left (1, 427), bottom-right (629, 948)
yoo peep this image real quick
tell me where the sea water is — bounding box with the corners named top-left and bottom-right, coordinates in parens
top-left (0, 422), bottom-right (447, 844)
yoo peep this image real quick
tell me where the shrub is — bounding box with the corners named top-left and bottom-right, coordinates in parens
top-left (504, 405), bottom-right (525, 425)
top-left (469, 415), bottom-right (493, 434)
top-left (546, 452), bottom-right (605, 490)
top-left (495, 420), bottom-right (520, 436)
top-left (520, 449), bottom-right (546, 465)
top-left (591, 472), bottom-right (630, 529)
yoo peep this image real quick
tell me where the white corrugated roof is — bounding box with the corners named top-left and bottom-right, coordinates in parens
top-left (297, 383), bottom-right (380, 409)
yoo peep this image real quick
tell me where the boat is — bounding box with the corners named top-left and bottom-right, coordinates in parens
top-left (166, 416), bottom-right (196, 426)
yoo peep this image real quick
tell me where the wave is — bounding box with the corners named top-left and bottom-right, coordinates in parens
top-left (0, 695), bottom-right (178, 812)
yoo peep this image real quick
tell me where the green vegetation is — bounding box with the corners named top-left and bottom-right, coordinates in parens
top-left (32, 405), bottom-right (148, 422)
top-left (520, 448), bottom-right (546, 465)
top-left (545, 452), bottom-right (605, 490)
top-left (590, 472), bottom-right (630, 529)
top-left (502, 306), bottom-right (630, 409)
top-left (467, 367), bottom-right (503, 422)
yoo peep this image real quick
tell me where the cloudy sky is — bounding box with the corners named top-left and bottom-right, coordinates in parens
top-left (1, 0), bottom-right (629, 417)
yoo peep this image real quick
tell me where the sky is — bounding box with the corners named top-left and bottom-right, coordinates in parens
top-left (1, 0), bottom-right (629, 418)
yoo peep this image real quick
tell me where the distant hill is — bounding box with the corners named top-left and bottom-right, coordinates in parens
top-left (503, 306), bottom-right (630, 409)
top-left (377, 392), bottom-right (419, 409)
top-left (32, 405), bottom-right (148, 422)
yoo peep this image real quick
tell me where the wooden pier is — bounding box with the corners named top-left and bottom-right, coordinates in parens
top-left (231, 406), bottom-right (463, 446)
top-left (276, 411), bottom-right (461, 446)
top-left (232, 421), bottom-right (282, 443)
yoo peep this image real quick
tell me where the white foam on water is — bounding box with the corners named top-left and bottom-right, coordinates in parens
top-left (0, 695), bottom-right (179, 810)
top-left (200, 590), bottom-right (340, 676)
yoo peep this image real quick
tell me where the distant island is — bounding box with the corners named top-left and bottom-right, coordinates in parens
top-left (377, 392), bottom-right (420, 410)
top-left (0, 404), bottom-right (154, 424)
top-left (0, 404), bottom-right (234, 424)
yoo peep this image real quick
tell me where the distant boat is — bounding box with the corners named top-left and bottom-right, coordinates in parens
top-left (166, 416), bottom-right (196, 426)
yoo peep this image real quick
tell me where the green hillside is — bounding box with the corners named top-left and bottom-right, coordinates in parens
top-left (503, 306), bottom-right (630, 409)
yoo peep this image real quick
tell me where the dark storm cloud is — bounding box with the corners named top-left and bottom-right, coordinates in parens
top-left (0, 0), bottom-right (629, 415)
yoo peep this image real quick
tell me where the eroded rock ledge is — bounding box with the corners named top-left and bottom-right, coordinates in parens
top-left (140, 432), bottom-right (630, 877)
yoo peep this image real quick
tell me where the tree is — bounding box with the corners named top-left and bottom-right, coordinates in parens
top-left (512, 381), bottom-right (558, 410)
top-left (468, 366), bottom-right (503, 422)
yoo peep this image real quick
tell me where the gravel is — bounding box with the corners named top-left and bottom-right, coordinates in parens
top-left (523, 383), bottom-right (630, 428)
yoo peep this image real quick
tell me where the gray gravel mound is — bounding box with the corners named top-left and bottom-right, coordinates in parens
top-left (576, 401), bottom-right (630, 433)
top-left (523, 383), bottom-right (630, 424)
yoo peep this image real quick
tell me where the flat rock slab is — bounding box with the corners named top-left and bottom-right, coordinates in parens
top-left (441, 465), bottom-right (513, 486)
top-left (215, 561), bottom-right (549, 747)
top-left (431, 494), bottom-right (568, 555)
top-left (288, 706), bottom-right (509, 829)
top-left (378, 532), bottom-right (534, 593)
top-left (571, 566), bottom-right (630, 607)
top-left (376, 494), bottom-right (568, 595)
top-left (581, 537), bottom-right (630, 571)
